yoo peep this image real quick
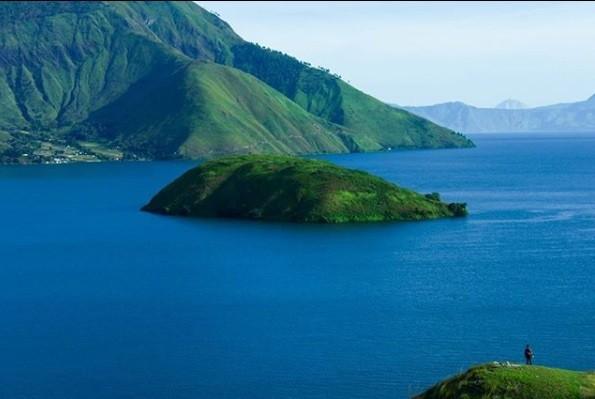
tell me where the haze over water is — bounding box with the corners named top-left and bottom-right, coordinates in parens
top-left (1, 134), bottom-right (594, 398)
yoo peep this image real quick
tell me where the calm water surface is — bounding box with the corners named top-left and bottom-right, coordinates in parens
top-left (1, 134), bottom-right (595, 398)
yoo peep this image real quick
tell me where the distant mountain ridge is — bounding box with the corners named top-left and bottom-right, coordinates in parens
top-left (495, 98), bottom-right (527, 110)
top-left (0, 1), bottom-right (472, 164)
top-left (400, 95), bottom-right (595, 133)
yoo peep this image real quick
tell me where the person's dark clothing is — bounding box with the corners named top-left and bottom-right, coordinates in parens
top-left (524, 347), bottom-right (533, 365)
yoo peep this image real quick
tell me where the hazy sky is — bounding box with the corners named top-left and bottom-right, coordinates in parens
top-left (197, 1), bottom-right (595, 108)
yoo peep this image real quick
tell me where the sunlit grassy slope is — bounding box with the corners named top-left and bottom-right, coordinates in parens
top-left (231, 42), bottom-right (473, 151)
top-left (0, 1), bottom-right (473, 162)
top-left (415, 363), bottom-right (595, 399)
top-left (89, 62), bottom-right (349, 158)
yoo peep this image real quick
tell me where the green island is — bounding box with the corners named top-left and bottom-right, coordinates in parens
top-left (415, 363), bottom-right (595, 399)
top-left (142, 155), bottom-right (467, 223)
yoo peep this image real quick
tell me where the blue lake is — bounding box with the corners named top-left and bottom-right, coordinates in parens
top-left (1, 134), bottom-right (595, 398)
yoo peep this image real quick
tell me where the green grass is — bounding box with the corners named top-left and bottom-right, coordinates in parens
top-left (142, 154), bottom-right (467, 223)
top-left (230, 42), bottom-right (474, 151)
top-left (415, 363), bottom-right (595, 399)
top-left (87, 61), bottom-right (349, 158)
top-left (178, 62), bottom-right (349, 157)
top-left (336, 80), bottom-right (473, 150)
top-left (0, 1), bottom-right (473, 164)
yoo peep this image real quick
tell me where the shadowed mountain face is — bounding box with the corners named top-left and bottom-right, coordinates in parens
top-left (401, 95), bottom-right (595, 133)
top-left (0, 1), bottom-right (472, 164)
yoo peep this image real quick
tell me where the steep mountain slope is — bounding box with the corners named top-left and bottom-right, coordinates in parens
top-left (230, 42), bottom-right (472, 150)
top-left (402, 95), bottom-right (595, 133)
top-left (107, 1), bottom-right (241, 63)
top-left (0, 1), bottom-right (472, 164)
top-left (86, 61), bottom-right (349, 158)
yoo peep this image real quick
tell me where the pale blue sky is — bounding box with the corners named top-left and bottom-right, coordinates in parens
top-left (197, 2), bottom-right (595, 108)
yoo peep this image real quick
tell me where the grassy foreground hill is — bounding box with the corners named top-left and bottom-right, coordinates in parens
top-left (142, 155), bottom-right (467, 223)
top-left (0, 1), bottom-right (472, 164)
top-left (415, 363), bottom-right (595, 399)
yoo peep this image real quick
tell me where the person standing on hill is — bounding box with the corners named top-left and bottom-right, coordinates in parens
top-left (524, 344), bottom-right (534, 365)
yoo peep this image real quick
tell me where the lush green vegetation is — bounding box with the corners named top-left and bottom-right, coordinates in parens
top-left (415, 363), bottom-right (595, 399)
top-left (86, 62), bottom-right (348, 159)
top-left (142, 155), bottom-right (467, 223)
top-left (0, 1), bottom-right (473, 164)
top-left (231, 42), bottom-right (473, 151)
